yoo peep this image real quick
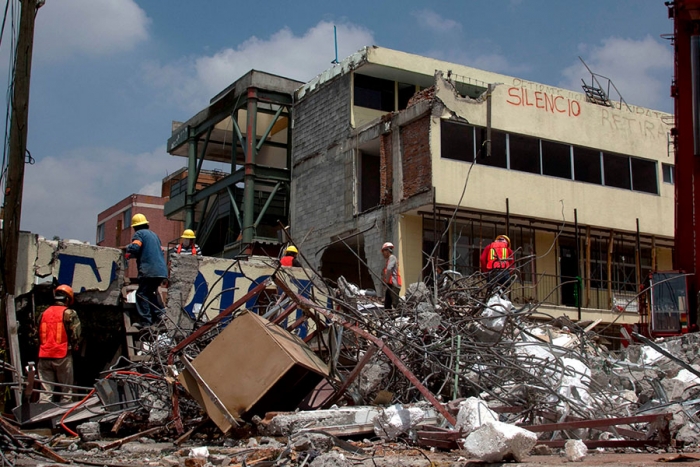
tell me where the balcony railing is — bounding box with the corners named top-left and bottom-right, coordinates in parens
top-left (509, 273), bottom-right (638, 312)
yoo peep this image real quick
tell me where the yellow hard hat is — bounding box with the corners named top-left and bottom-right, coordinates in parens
top-left (181, 229), bottom-right (196, 239)
top-left (496, 234), bottom-right (511, 247)
top-left (131, 213), bottom-right (149, 227)
top-left (286, 245), bottom-right (298, 254)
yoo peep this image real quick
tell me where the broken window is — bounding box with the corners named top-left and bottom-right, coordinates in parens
top-left (359, 151), bottom-right (380, 212)
top-left (603, 152), bottom-right (631, 189)
top-left (440, 120), bottom-right (474, 162)
top-left (354, 74), bottom-right (395, 112)
top-left (509, 133), bottom-right (540, 174)
top-left (476, 128), bottom-right (507, 168)
top-left (541, 140), bottom-right (572, 179)
top-left (96, 223), bottom-right (105, 243)
top-left (398, 82), bottom-right (416, 110)
top-left (123, 207), bottom-right (132, 228)
top-left (631, 158), bottom-right (658, 194)
top-left (662, 163), bottom-right (675, 184)
top-left (573, 147), bottom-right (602, 185)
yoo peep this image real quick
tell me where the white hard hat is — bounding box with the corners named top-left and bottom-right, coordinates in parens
top-left (382, 242), bottom-right (394, 251)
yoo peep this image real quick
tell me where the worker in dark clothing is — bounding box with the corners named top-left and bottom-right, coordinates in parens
top-left (382, 242), bottom-right (402, 310)
top-left (480, 234), bottom-right (514, 288)
top-left (280, 245), bottom-right (302, 267)
top-left (125, 214), bottom-right (168, 326)
top-left (37, 285), bottom-right (81, 403)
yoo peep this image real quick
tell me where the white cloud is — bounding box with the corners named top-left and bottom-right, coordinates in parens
top-left (559, 35), bottom-right (673, 111)
top-left (22, 146), bottom-right (183, 242)
top-left (34, 0), bottom-right (149, 62)
top-left (411, 9), bottom-right (461, 34)
top-left (143, 21), bottom-right (374, 112)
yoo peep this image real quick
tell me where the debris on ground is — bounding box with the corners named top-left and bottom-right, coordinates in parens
top-left (3, 258), bottom-right (700, 465)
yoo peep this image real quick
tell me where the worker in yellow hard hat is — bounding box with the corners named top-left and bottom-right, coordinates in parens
top-left (125, 214), bottom-right (168, 327)
top-left (173, 229), bottom-right (202, 256)
top-left (280, 245), bottom-right (301, 267)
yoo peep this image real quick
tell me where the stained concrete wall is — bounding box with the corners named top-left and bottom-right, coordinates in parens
top-left (167, 255), bottom-right (328, 333)
top-left (16, 232), bottom-right (123, 305)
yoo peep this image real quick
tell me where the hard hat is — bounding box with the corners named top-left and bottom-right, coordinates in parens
top-left (382, 242), bottom-right (394, 251)
top-left (131, 213), bottom-right (149, 227)
top-left (54, 284), bottom-right (74, 305)
top-left (286, 245), bottom-right (298, 254)
top-left (181, 229), bottom-right (196, 239)
top-left (496, 235), bottom-right (511, 247)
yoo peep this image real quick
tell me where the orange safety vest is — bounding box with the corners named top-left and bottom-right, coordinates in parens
top-left (383, 257), bottom-right (402, 287)
top-left (39, 305), bottom-right (69, 359)
top-left (280, 255), bottom-right (294, 267)
top-left (176, 243), bottom-right (197, 255)
top-left (486, 243), bottom-right (513, 270)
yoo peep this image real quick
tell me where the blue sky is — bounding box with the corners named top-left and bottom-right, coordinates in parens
top-left (4, 0), bottom-right (673, 242)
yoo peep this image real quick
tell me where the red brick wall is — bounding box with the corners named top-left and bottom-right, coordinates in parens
top-left (400, 116), bottom-right (432, 198)
top-left (97, 194), bottom-right (183, 279)
top-left (380, 134), bottom-right (393, 205)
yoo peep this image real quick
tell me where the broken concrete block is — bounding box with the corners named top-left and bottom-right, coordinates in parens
top-left (309, 451), bottom-right (354, 467)
top-left (454, 397), bottom-right (498, 436)
top-left (358, 359), bottom-right (391, 398)
top-left (417, 307), bottom-right (441, 332)
top-left (373, 404), bottom-right (427, 440)
top-left (564, 439), bottom-right (587, 462)
top-left (462, 420), bottom-right (537, 463)
top-left (257, 406), bottom-right (384, 437)
top-left (76, 421), bottom-right (101, 442)
top-left (676, 422), bottom-right (700, 444)
top-left (531, 444), bottom-right (552, 455)
top-left (405, 282), bottom-right (430, 304)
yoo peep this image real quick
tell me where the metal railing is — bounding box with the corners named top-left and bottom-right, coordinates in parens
top-left (510, 273), bottom-right (638, 312)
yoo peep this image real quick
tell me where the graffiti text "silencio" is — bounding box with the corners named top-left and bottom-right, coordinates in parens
top-left (506, 87), bottom-right (581, 117)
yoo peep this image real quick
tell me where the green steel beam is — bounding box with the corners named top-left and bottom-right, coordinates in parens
top-left (231, 112), bottom-right (246, 159)
top-left (195, 127), bottom-right (212, 183)
top-left (185, 131), bottom-right (198, 229)
top-left (253, 182), bottom-right (282, 228)
top-left (255, 105), bottom-right (285, 152)
top-left (226, 186), bottom-right (243, 230)
top-left (242, 88), bottom-right (258, 249)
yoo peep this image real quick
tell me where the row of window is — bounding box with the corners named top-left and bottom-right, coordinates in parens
top-left (441, 120), bottom-right (665, 195)
top-left (96, 207), bottom-right (131, 243)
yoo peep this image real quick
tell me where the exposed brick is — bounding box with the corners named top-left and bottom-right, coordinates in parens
top-left (400, 116), bottom-right (432, 198)
top-left (380, 134), bottom-right (393, 205)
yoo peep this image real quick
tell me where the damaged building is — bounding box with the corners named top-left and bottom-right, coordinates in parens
top-left (166, 46), bottom-right (674, 332)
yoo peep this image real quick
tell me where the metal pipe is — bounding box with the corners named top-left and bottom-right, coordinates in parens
top-left (242, 88), bottom-right (258, 252)
top-left (186, 131), bottom-right (198, 229)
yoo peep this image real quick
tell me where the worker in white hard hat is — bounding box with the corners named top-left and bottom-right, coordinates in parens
top-left (381, 242), bottom-right (402, 310)
top-left (173, 229), bottom-right (202, 256)
top-left (280, 245), bottom-right (301, 267)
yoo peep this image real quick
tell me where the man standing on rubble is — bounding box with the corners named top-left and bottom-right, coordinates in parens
top-left (37, 285), bottom-right (81, 403)
top-left (382, 242), bottom-right (402, 310)
top-left (126, 214), bottom-right (168, 327)
top-left (172, 229), bottom-right (202, 256)
top-left (480, 234), bottom-right (514, 288)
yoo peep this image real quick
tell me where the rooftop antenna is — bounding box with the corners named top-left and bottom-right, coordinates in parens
top-left (331, 25), bottom-right (339, 64)
top-left (579, 56), bottom-right (631, 111)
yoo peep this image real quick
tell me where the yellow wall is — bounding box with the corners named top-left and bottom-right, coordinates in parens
top-left (429, 75), bottom-right (672, 238)
top-left (657, 247), bottom-right (674, 270)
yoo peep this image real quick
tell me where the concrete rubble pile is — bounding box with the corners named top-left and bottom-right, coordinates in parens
top-left (4, 258), bottom-right (700, 465)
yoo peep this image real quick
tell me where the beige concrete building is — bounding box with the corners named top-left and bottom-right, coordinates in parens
top-left (291, 46), bottom-right (674, 329)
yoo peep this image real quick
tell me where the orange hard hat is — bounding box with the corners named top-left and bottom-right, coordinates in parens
top-left (54, 284), bottom-right (74, 305)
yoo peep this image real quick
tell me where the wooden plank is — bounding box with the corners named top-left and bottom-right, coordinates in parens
top-left (6, 295), bottom-right (22, 404)
top-left (0, 415), bottom-right (68, 463)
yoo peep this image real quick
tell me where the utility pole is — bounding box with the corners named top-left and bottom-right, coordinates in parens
top-left (2, 0), bottom-right (42, 298)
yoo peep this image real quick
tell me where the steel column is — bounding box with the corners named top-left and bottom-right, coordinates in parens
top-left (185, 130), bottom-right (198, 229)
top-left (242, 88), bottom-right (258, 252)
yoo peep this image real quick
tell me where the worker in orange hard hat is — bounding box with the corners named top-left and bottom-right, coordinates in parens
top-left (280, 245), bottom-right (301, 267)
top-left (381, 242), bottom-right (402, 310)
top-left (37, 285), bottom-right (81, 403)
top-left (480, 234), bottom-right (514, 288)
top-left (172, 229), bottom-right (201, 256)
